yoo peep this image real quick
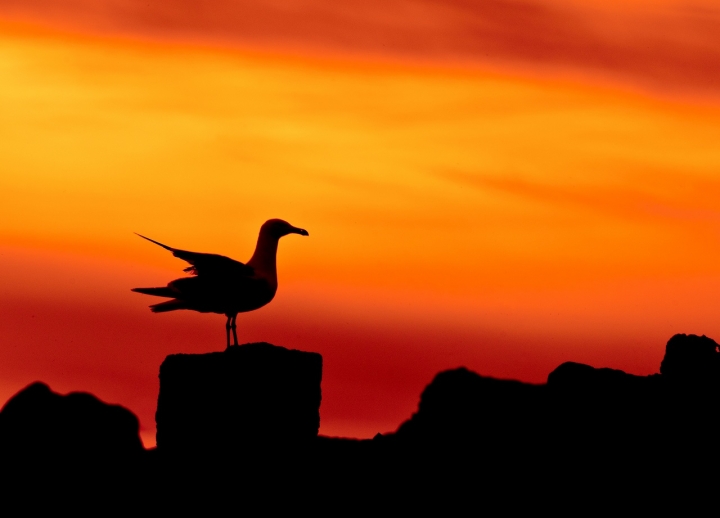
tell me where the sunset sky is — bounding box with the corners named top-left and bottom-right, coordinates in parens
top-left (1, 0), bottom-right (720, 445)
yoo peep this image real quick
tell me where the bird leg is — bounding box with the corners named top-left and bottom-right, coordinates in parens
top-left (231, 314), bottom-right (238, 347)
top-left (225, 316), bottom-right (232, 349)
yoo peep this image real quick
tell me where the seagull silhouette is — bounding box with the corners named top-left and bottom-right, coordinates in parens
top-left (132, 219), bottom-right (309, 348)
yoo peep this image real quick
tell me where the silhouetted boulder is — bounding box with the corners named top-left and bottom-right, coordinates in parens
top-left (548, 361), bottom-right (652, 389)
top-left (545, 362), bottom-right (666, 460)
top-left (0, 382), bottom-right (144, 463)
top-left (660, 333), bottom-right (720, 383)
top-left (655, 334), bottom-right (720, 451)
top-left (394, 368), bottom-right (545, 456)
top-left (156, 342), bottom-right (322, 456)
top-left (546, 361), bottom-right (661, 415)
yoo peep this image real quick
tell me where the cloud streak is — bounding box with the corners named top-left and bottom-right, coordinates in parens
top-left (443, 170), bottom-right (720, 225)
top-left (0, 0), bottom-right (719, 95)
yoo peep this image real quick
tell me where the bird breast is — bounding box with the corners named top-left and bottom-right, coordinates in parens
top-left (229, 275), bottom-right (276, 312)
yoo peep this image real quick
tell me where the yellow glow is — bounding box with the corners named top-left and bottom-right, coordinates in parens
top-left (1, 22), bottom-right (720, 300)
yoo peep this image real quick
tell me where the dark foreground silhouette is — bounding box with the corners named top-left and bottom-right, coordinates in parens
top-left (157, 342), bottom-right (322, 454)
top-left (132, 219), bottom-right (309, 347)
top-left (2, 334), bottom-right (719, 509)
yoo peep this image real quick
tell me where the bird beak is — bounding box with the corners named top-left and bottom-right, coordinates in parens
top-left (291, 227), bottom-right (309, 236)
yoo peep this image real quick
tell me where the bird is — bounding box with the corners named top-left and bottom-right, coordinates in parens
top-left (131, 219), bottom-right (309, 348)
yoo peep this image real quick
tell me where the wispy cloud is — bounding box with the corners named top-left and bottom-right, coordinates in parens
top-left (443, 169), bottom-right (720, 224)
top-left (0, 0), bottom-right (718, 95)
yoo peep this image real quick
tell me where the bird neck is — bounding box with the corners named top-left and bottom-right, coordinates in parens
top-left (247, 231), bottom-right (279, 280)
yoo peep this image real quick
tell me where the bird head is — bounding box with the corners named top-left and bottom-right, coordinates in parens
top-left (262, 219), bottom-right (309, 239)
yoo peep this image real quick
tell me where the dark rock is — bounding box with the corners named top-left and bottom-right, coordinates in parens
top-left (5, 333), bottom-right (720, 507)
top-left (394, 367), bottom-right (545, 459)
top-left (547, 361), bottom-right (651, 389)
top-left (660, 333), bottom-right (720, 383)
top-left (546, 361), bottom-right (662, 420)
top-left (156, 342), bottom-right (322, 455)
top-left (0, 381), bottom-right (144, 463)
top-left (546, 362), bottom-right (666, 462)
top-left (656, 334), bottom-right (720, 449)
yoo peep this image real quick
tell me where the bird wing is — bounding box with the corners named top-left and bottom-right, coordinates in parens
top-left (174, 250), bottom-right (254, 278)
top-left (135, 234), bottom-right (254, 278)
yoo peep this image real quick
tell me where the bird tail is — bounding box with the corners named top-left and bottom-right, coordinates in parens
top-left (148, 299), bottom-right (190, 313)
top-left (131, 287), bottom-right (176, 298)
top-left (134, 233), bottom-right (175, 252)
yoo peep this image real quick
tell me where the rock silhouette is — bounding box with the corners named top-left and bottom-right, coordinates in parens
top-left (391, 335), bottom-right (719, 468)
top-left (394, 367), bottom-right (546, 456)
top-left (0, 382), bottom-right (144, 464)
top-left (2, 333), bottom-right (719, 508)
top-left (660, 333), bottom-right (720, 382)
top-left (156, 342), bottom-right (322, 456)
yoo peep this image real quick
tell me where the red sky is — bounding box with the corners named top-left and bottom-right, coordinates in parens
top-left (2, 0), bottom-right (720, 95)
top-left (1, 1), bottom-right (719, 445)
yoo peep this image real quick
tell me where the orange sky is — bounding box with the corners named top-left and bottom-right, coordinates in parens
top-left (2, 0), bottom-right (720, 95)
top-left (1, 2), bottom-right (720, 445)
